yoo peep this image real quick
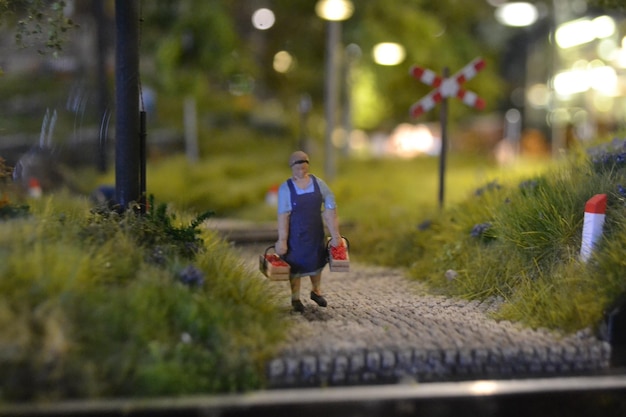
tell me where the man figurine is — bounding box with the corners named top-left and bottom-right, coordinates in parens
top-left (275, 151), bottom-right (343, 312)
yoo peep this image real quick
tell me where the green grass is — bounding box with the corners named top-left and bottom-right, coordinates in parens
top-left (406, 145), bottom-right (626, 332)
top-left (331, 154), bottom-right (547, 265)
top-left (0, 193), bottom-right (286, 401)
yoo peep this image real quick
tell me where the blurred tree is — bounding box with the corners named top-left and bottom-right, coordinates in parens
top-left (0, 0), bottom-right (77, 56)
top-left (588, 0), bottom-right (626, 10)
top-left (139, 0), bottom-right (505, 133)
top-left (349, 0), bottom-right (504, 129)
top-left (0, 0), bottom-right (78, 76)
top-left (141, 1), bottom-right (253, 98)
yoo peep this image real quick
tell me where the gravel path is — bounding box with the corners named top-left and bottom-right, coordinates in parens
top-left (235, 244), bottom-right (611, 388)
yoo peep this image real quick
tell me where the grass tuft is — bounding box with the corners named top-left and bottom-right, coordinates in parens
top-left (406, 140), bottom-right (626, 332)
top-left (0, 194), bottom-right (286, 401)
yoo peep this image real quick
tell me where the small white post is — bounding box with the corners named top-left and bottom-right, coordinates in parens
top-left (580, 193), bottom-right (607, 262)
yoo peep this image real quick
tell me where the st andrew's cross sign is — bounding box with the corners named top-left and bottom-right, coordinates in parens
top-left (409, 57), bottom-right (486, 117)
top-left (409, 57), bottom-right (486, 209)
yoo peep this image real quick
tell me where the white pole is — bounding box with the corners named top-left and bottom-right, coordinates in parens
top-left (184, 95), bottom-right (199, 163)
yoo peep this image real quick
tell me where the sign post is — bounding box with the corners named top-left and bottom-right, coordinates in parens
top-left (438, 67), bottom-right (449, 208)
top-left (410, 57), bottom-right (486, 209)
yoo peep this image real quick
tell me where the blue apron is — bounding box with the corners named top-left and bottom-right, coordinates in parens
top-left (284, 175), bottom-right (327, 276)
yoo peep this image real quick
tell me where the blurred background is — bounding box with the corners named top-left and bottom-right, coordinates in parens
top-left (0, 0), bottom-right (624, 209)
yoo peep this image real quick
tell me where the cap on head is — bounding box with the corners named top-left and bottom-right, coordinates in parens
top-left (289, 151), bottom-right (309, 167)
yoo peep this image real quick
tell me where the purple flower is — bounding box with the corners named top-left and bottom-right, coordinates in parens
top-left (618, 184), bottom-right (626, 197)
top-left (417, 219), bottom-right (432, 231)
top-left (470, 222), bottom-right (492, 238)
top-left (474, 181), bottom-right (501, 197)
top-left (178, 264), bottom-right (205, 287)
top-left (519, 179), bottom-right (538, 191)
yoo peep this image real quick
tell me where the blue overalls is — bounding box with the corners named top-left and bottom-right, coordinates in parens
top-left (284, 175), bottom-right (327, 277)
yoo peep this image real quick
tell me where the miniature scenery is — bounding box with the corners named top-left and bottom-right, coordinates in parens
top-left (1, 0), bottom-right (626, 414)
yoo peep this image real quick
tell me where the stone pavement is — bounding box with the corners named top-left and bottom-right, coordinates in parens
top-left (234, 244), bottom-right (612, 389)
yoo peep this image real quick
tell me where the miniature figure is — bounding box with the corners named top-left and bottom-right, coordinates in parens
top-left (275, 151), bottom-right (342, 312)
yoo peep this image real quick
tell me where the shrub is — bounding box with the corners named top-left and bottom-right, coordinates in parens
top-left (0, 195), bottom-right (286, 401)
top-left (0, 157), bottom-right (29, 220)
top-left (407, 140), bottom-right (626, 332)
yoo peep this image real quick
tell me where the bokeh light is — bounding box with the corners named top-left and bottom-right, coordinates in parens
top-left (273, 50), bottom-right (295, 73)
top-left (527, 83), bottom-right (550, 108)
top-left (251, 8), bottom-right (275, 30)
top-left (372, 42), bottom-right (406, 66)
top-left (555, 16), bottom-right (615, 49)
top-left (315, 0), bottom-right (354, 21)
top-left (494, 2), bottom-right (538, 27)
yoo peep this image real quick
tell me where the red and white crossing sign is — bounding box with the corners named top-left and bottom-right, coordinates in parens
top-left (409, 57), bottom-right (486, 118)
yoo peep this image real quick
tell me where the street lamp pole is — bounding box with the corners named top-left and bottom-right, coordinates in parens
top-left (316, 0), bottom-right (353, 181)
top-left (341, 43), bottom-right (361, 157)
top-left (323, 20), bottom-right (341, 181)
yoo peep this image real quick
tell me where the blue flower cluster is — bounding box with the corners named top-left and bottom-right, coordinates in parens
top-left (588, 138), bottom-right (626, 170)
top-left (519, 179), bottom-right (538, 192)
top-left (470, 222), bottom-right (492, 238)
top-left (417, 219), bottom-right (432, 231)
top-left (474, 181), bottom-right (501, 197)
top-left (178, 264), bottom-right (205, 287)
top-left (592, 151), bottom-right (626, 166)
top-left (148, 246), bottom-right (167, 266)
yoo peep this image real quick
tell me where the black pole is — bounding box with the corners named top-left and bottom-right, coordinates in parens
top-left (93, 0), bottom-right (109, 173)
top-left (438, 67), bottom-right (449, 210)
top-left (139, 110), bottom-right (147, 214)
top-left (114, 0), bottom-right (140, 211)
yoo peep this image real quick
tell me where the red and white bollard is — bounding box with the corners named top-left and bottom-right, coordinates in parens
top-left (580, 193), bottom-right (607, 262)
top-left (28, 177), bottom-right (42, 199)
top-left (265, 184), bottom-right (278, 206)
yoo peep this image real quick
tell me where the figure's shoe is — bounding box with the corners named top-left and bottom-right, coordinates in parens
top-left (292, 299), bottom-right (305, 313)
top-left (310, 291), bottom-right (327, 307)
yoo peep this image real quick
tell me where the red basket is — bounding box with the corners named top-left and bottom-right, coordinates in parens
top-left (259, 246), bottom-right (290, 281)
top-left (327, 236), bottom-right (350, 272)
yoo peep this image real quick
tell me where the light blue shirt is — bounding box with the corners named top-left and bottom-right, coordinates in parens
top-left (277, 175), bottom-right (336, 214)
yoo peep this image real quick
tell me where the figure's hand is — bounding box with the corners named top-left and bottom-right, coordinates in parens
top-left (275, 240), bottom-right (288, 255)
top-left (330, 236), bottom-right (343, 248)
